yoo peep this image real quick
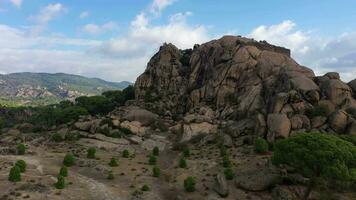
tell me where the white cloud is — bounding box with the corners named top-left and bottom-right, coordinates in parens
top-left (150, 0), bottom-right (176, 14)
top-left (29, 3), bottom-right (66, 34)
top-left (9, 0), bottom-right (22, 7)
top-left (82, 21), bottom-right (118, 35)
top-left (79, 11), bottom-right (89, 19)
top-left (248, 20), bottom-right (356, 82)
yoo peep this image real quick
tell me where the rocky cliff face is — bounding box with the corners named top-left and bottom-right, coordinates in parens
top-left (135, 35), bottom-right (356, 140)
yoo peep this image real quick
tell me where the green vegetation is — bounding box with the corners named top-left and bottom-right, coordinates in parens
top-left (224, 168), bottom-right (235, 180)
top-left (184, 177), bottom-right (196, 192)
top-left (59, 166), bottom-right (68, 177)
top-left (179, 158), bottom-right (187, 168)
top-left (16, 143), bottom-right (26, 155)
top-left (109, 157), bottom-right (119, 167)
top-left (222, 155), bottom-right (231, 168)
top-left (152, 166), bottom-right (160, 177)
top-left (183, 147), bottom-right (190, 157)
top-left (220, 146), bottom-right (227, 157)
top-left (15, 160), bottom-right (26, 173)
top-left (8, 166), bottom-right (21, 182)
top-left (254, 138), bottom-right (269, 153)
top-left (272, 133), bottom-right (356, 200)
top-left (51, 133), bottom-right (63, 142)
top-left (87, 147), bottom-right (96, 159)
top-left (152, 147), bottom-right (159, 156)
top-left (122, 149), bottom-right (130, 158)
top-left (107, 171), bottom-right (114, 180)
top-left (63, 153), bottom-right (75, 167)
top-left (55, 175), bottom-right (65, 189)
top-left (148, 155), bottom-right (157, 165)
top-left (305, 105), bottom-right (329, 118)
top-left (141, 184), bottom-right (150, 191)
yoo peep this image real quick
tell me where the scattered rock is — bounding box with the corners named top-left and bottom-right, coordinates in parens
top-left (213, 173), bottom-right (229, 197)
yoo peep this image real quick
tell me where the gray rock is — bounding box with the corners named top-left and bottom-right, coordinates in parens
top-left (267, 114), bottom-right (291, 142)
top-left (213, 173), bottom-right (229, 197)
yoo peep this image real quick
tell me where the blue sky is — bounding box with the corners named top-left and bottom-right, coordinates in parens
top-left (0, 0), bottom-right (355, 81)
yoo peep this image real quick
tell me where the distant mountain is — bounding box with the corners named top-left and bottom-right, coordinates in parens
top-left (0, 72), bottom-right (132, 106)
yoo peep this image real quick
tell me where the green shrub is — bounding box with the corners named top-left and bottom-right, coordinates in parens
top-left (87, 147), bottom-right (96, 159)
top-left (220, 146), bottom-right (227, 157)
top-left (8, 166), bottom-right (21, 182)
top-left (75, 96), bottom-right (114, 115)
top-left (63, 153), bottom-right (75, 167)
top-left (16, 143), bottom-right (26, 155)
top-left (109, 157), bottom-right (119, 167)
top-left (148, 155), bottom-right (157, 165)
top-left (339, 135), bottom-right (356, 145)
top-left (224, 168), bottom-right (235, 180)
top-left (184, 176), bottom-right (196, 192)
top-left (59, 166), bottom-right (68, 177)
top-left (272, 132), bottom-right (356, 199)
top-left (55, 175), bottom-right (65, 189)
top-left (183, 147), bottom-right (190, 157)
top-left (107, 171), bottom-right (114, 180)
top-left (305, 105), bottom-right (329, 118)
top-left (152, 166), bottom-right (160, 177)
top-left (65, 132), bottom-right (80, 141)
top-left (119, 127), bottom-right (133, 135)
top-left (254, 138), bottom-right (269, 153)
top-left (99, 127), bottom-right (110, 136)
top-left (109, 131), bottom-right (122, 138)
top-left (152, 147), bottom-right (159, 156)
top-left (222, 155), bottom-right (231, 168)
top-left (179, 158), bottom-right (187, 168)
top-left (141, 184), bottom-right (150, 191)
top-left (122, 149), bottom-right (129, 158)
top-left (15, 160), bottom-right (26, 173)
top-left (51, 133), bottom-right (63, 142)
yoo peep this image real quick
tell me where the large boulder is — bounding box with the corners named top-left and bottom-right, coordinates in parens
top-left (320, 78), bottom-right (354, 107)
top-left (267, 114), bottom-right (291, 142)
top-left (235, 164), bottom-right (282, 191)
top-left (348, 79), bottom-right (356, 97)
top-left (180, 122), bottom-right (217, 143)
top-left (328, 110), bottom-right (348, 133)
top-left (120, 120), bottom-right (148, 136)
top-left (213, 173), bottom-right (229, 197)
top-left (123, 107), bottom-right (158, 126)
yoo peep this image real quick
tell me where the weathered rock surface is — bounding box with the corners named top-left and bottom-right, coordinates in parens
top-left (134, 35), bottom-right (356, 136)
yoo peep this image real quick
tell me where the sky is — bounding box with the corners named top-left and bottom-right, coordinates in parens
top-left (0, 0), bottom-right (356, 82)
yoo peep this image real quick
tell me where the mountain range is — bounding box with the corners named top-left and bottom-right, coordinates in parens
top-left (0, 72), bottom-right (131, 106)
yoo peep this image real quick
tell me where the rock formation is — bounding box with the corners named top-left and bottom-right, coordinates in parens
top-left (135, 35), bottom-right (356, 140)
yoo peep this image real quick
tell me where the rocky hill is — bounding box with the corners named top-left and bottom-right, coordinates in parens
top-left (0, 72), bottom-right (131, 106)
top-left (135, 35), bottom-right (356, 141)
top-left (0, 36), bottom-right (355, 200)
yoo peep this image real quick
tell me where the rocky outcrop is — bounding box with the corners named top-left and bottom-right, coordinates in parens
top-left (135, 35), bottom-right (356, 140)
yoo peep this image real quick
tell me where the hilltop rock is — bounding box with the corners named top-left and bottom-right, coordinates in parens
top-left (134, 35), bottom-right (356, 137)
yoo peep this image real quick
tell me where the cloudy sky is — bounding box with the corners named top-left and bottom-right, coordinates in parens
top-left (0, 0), bottom-right (355, 82)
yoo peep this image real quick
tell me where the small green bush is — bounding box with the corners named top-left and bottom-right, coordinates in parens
top-left (55, 175), bottom-right (65, 189)
top-left (152, 166), bottom-right (160, 177)
top-left (109, 157), bottom-right (119, 167)
top-left (16, 143), bottom-right (26, 155)
top-left (100, 118), bottom-right (114, 127)
top-left (305, 105), bottom-right (329, 118)
top-left (222, 155), bottom-right (231, 168)
top-left (15, 160), bottom-right (26, 173)
top-left (179, 158), bottom-right (187, 168)
top-left (254, 138), bottom-right (269, 153)
top-left (8, 166), bottom-right (21, 182)
top-left (224, 168), bottom-right (235, 180)
top-left (152, 147), bottom-right (159, 156)
top-left (122, 149), bottom-right (130, 158)
top-left (107, 171), bottom-right (114, 180)
top-left (119, 127), bottom-right (133, 135)
top-left (59, 166), bottom-right (68, 177)
top-left (87, 147), bottom-right (96, 159)
top-left (183, 147), bottom-right (190, 157)
top-left (63, 153), bottom-right (75, 167)
top-left (220, 146), bottom-right (227, 157)
top-left (141, 184), bottom-right (150, 191)
top-left (184, 176), bottom-right (196, 192)
top-left (51, 133), bottom-right (63, 142)
top-left (148, 155), bottom-right (157, 165)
